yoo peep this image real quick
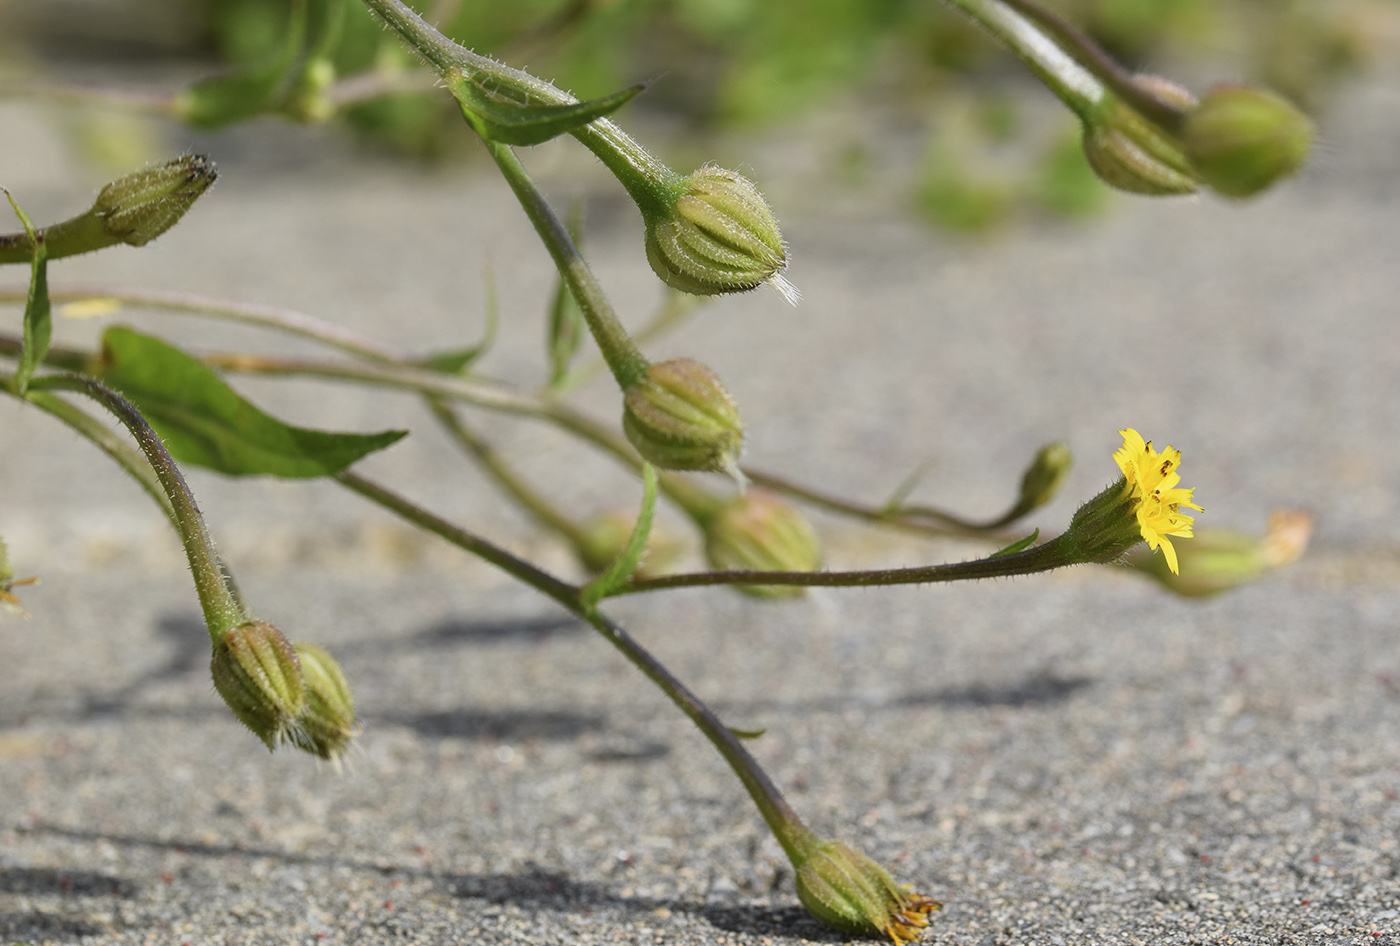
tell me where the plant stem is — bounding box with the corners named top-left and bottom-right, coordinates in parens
top-left (743, 467), bottom-right (1026, 539)
top-left (359, 0), bottom-right (683, 219)
top-left (616, 532), bottom-right (1080, 595)
top-left (24, 373), bottom-right (247, 636)
top-left (335, 470), bottom-right (579, 605)
top-left (942, 0), bottom-right (1106, 122)
top-left (17, 389), bottom-right (177, 528)
top-left (483, 139), bottom-right (649, 390)
top-left (424, 396), bottom-right (595, 552)
top-left (334, 466), bottom-right (814, 860)
top-left (0, 286), bottom-right (405, 362)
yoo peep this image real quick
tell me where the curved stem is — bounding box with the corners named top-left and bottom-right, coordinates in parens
top-left (743, 467), bottom-right (1026, 539)
top-left (943, 0), bottom-right (1106, 122)
top-left (359, 0), bottom-right (683, 219)
top-left (16, 388), bottom-right (178, 528)
top-left (23, 372), bottom-right (247, 636)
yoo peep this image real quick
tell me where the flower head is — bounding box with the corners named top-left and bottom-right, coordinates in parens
top-left (793, 839), bottom-right (940, 944)
top-left (1112, 428), bottom-right (1203, 575)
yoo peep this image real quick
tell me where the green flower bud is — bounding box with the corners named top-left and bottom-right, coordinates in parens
top-left (92, 154), bottom-right (217, 247)
top-left (1082, 116), bottom-right (1198, 196)
top-left (1183, 85), bottom-right (1312, 198)
top-left (793, 839), bottom-right (940, 943)
top-left (622, 358), bottom-right (743, 475)
top-left (577, 510), bottom-right (683, 577)
top-left (1125, 510), bottom-right (1311, 597)
top-left (704, 490), bottom-right (821, 599)
top-left (644, 166), bottom-right (798, 304)
top-left (1017, 441), bottom-right (1073, 513)
top-left (210, 620), bottom-right (307, 750)
top-left (289, 642), bottom-right (358, 762)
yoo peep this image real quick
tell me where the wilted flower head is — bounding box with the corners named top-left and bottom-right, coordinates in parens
top-left (794, 839), bottom-right (940, 944)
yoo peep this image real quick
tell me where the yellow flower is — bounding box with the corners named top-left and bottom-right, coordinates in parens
top-left (1112, 428), bottom-right (1203, 575)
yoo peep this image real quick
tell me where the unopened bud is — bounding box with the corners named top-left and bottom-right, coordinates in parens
top-left (577, 510), bottom-right (683, 577)
top-left (1183, 86), bottom-right (1312, 198)
top-left (1017, 441), bottom-right (1073, 512)
top-left (623, 358), bottom-right (743, 475)
top-left (793, 839), bottom-right (941, 942)
top-left (644, 166), bottom-right (797, 303)
top-left (1082, 119), bottom-right (1197, 196)
top-left (210, 620), bottom-right (307, 750)
top-left (704, 490), bottom-right (821, 599)
top-left (93, 154), bottom-right (217, 247)
top-left (1125, 510), bottom-right (1311, 597)
top-left (290, 642), bottom-right (357, 762)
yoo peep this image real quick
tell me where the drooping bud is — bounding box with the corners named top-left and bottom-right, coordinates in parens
top-left (622, 358), bottom-right (744, 475)
top-left (1183, 86), bottom-right (1312, 198)
top-left (290, 642), bottom-right (358, 762)
top-left (1016, 441), bottom-right (1073, 513)
top-left (93, 154), bottom-right (218, 247)
top-left (793, 838), bottom-right (941, 943)
top-left (644, 166), bottom-right (797, 303)
top-left (1125, 510), bottom-right (1311, 597)
top-left (1081, 105), bottom-right (1198, 196)
top-left (704, 490), bottom-right (821, 599)
top-left (210, 620), bottom-right (307, 750)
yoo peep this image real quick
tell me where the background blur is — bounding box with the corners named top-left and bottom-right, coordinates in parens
top-left (4, 3), bottom-right (1400, 945)
top-left (3, 0), bottom-right (1399, 230)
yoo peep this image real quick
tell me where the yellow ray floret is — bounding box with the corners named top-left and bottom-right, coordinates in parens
top-left (1114, 428), bottom-right (1203, 574)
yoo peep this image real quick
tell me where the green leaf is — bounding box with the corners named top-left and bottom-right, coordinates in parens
top-left (4, 189), bottom-right (50, 396)
top-left (880, 458), bottom-right (934, 516)
top-left (449, 75), bottom-right (645, 146)
top-left (581, 463), bottom-right (658, 607)
top-left (991, 529), bottom-right (1040, 558)
top-left (418, 264), bottom-right (499, 374)
top-left (727, 726), bottom-right (767, 741)
top-left (547, 202), bottom-right (587, 388)
top-left (98, 326), bottom-right (405, 478)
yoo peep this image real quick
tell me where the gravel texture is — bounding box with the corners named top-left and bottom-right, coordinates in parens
top-left (2, 67), bottom-right (1400, 946)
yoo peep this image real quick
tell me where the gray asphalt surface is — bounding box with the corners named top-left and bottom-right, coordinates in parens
top-left (2, 70), bottom-right (1399, 945)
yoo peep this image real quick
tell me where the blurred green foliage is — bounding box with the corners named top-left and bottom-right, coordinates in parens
top-left (16, 0), bottom-right (1398, 227)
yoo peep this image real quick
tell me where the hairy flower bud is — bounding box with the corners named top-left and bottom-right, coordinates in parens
top-left (290, 642), bottom-right (357, 762)
top-left (704, 490), bottom-right (821, 599)
top-left (577, 510), bottom-right (683, 577)
top-left (644, 166), bottom-right (797, 303)
top-left (1017, 441), bottom-right (1073, 513)
top-left (1082, 119), bottom-right (1197, 196)
top-left (93, 154), bottom-right (217, 247)
top-left (622, 358), bottom-right (743, 475)
top-left (794, 839), bottom-right (940, 943)
top-left (210, 620), bottom-right (307, 750)
top-left (1183, 85), bottom-right (1312, 198)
